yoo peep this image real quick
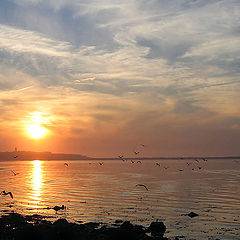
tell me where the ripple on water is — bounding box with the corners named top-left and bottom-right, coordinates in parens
top-left (0, 159), bottom-right (240, 239)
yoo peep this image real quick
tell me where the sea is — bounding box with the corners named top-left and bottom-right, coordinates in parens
top-left (0, 158), bottom-right (239, 239)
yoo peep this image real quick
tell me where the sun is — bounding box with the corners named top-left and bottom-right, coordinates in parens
top-left (27, 124), bottom-right (47, 139)
top-left (25, 112), bottom-right (49, 139)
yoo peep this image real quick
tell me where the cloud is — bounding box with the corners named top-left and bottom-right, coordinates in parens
top-left (0, 0), bottom-right (240, 155)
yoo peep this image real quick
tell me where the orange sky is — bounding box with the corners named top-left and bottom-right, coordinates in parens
top-left (0, 1), bottom-right (240, 157)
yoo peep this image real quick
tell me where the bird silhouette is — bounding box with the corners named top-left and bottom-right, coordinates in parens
top-left (64, 163), bottom-right (69, 166)
top-left (134, 151), bottom-right (140, 155)
top-left (99, 162), bottom-right (104, 165)
top-left (135, 184), bottom-right (149, 191)
top-left (1, 190), bottom-right (13, 199)
top-left (156, 163), bottom-right (160, 166)
top-left (136, 160), bottom-right (142, 164)
top-left (118, 155), bottom-right (126, 161)
top-left (140, 144), bottom-right (146, 147)
top-left (131, 160), bottom-right (135, 164)
top-left (13, 156), bottom-right (18, 159)
top-left (11, 170), bottom-right (19, 176)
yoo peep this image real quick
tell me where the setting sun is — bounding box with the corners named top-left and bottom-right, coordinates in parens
top-left (24, 112), bottom-right (49, 139)
top-left (27, 124), bottom-right (47, 139)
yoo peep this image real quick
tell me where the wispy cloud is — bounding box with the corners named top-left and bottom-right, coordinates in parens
top-left (0, 0), bottom-right (239, 156)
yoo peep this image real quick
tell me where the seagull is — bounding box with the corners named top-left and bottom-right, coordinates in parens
top-left (156, 163), bottom-right (160, 167)
top-left (118, 155), bottom-right (126, 161)
top-left (195, 159), bottom-right (199, 163)
top-left (134, 151), bottom-right (140, 155)
top-left (136, 160), bottom-right (142, 164)
top-left (140, 144), bottom-right (146, 147)
top-left (198, 166), bottom-right (202, 170)
top-left (64, 163), bottom-right (69, 166)
top-left (131, 160), bottom-right (135, 164)
top-left (13, 156), bottom-right (18, 159)
top-left (53, 205), bottom-right (65, 211)
top-left (186, 162), bottom-right (191, 166)
top-left (11, 170), bottom-right (19, 176)
top-left (164, 166), bottom-right (169, 170)
top-left (99, 162), bottom-right (104, 165)
top-left (1, 190), bottom-right (13, 199)
top-left (202, 158), bottom-right (207, 161)
top-left (135, 184), bottom-right (149, 191)
top-left (178, 169), bottom-right (184, 171)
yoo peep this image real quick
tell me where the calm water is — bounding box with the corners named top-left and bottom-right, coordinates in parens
top-left (0, 159), bottom-right (240, 239)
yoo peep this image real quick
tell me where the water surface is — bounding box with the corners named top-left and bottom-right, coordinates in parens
top-left (0, 159), bottom-right (239, 239)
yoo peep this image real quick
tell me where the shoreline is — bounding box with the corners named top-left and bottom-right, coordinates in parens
top-left (0, 212), bottom-right (170, 240)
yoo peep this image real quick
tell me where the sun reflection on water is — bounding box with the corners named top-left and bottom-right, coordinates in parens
top-left (31, 160), bottom-right (42, 204)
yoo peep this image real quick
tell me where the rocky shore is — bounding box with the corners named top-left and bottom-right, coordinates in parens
top-left (0, 213), bottom-right (169, 240)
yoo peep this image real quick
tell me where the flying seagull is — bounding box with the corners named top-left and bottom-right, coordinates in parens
top-left (156, 163), bottom-right (160, 167)
top-left (135, 184), bottom-right (149, 191)
top-left (99, 162), bottom-right (104, 165)
top-left (134, 151), bottom-right (140, 155)
top-left (11, 170), bottom-right (19, 176)
top-left (64, 163), bottom-right (69, 166)
top-left (1, 190), bottom-right (13, 199)
top-left (13, 156), bottom-right (18, 159)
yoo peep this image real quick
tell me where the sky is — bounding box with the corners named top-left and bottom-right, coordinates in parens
top-left (0, 0), bottom-right (239, 158)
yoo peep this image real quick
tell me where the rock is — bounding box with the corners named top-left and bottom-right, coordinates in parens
top-left (147, 221), bottom-right (166, 237)
top-left (120, 221), bottom-right (134, 231)
top-left (115, 219), bottom-right (123, 224)
top-left (187, 212), bottom-right (199, 218)
top-left (53, 218), bottom-right (69, 225)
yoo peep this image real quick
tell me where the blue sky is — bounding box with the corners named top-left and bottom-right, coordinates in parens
top-left (0, 0), bottom-right (239, 157)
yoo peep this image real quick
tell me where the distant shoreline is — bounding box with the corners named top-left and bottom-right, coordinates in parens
top-left (0, 151), bottom-right (239, 161)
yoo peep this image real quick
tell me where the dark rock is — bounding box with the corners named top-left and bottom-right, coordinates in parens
top-left (120, 221), bottom-right (134, 231)
top-left (147, 221), bottom-right (166, 237)
top-left (187, 212), bottom-right (199, 218)
top-left (0, 213), bottom-right (169, 240)
top-left (53, 218), bottom-right (69, 225)
top-left (83, 221), bottom-right (100, 229)
top-left (0, 213), bottom-right (27, 227)
top-left (115, 219), bottom-right (123, 224)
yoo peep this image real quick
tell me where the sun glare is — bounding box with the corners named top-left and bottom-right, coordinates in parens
top-left (27, 124), bottom-right (47, 139)
top-left (25, 112), bottom-right (49, 139)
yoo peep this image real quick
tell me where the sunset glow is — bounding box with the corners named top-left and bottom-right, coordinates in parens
top-left (0, 0), bottom-right (239, 157)
top-left (31, 160), bottom-right (42, 202)
top-left (25, 112), bottom-right (49, 139)
top-left (27, 124), bottom-right (47, 139)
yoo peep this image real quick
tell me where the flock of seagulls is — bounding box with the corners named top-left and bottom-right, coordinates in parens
top-left (2, 149), bottom-right (239, 214)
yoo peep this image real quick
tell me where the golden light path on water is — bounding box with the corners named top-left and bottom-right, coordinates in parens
top-left (31, 160), bottom-right (42, 206)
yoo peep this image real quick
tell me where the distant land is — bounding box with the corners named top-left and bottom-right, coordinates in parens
top-left (0, 151), bottom-right (239, 161)
top-left (0, 151), bottom-right (91, 161)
